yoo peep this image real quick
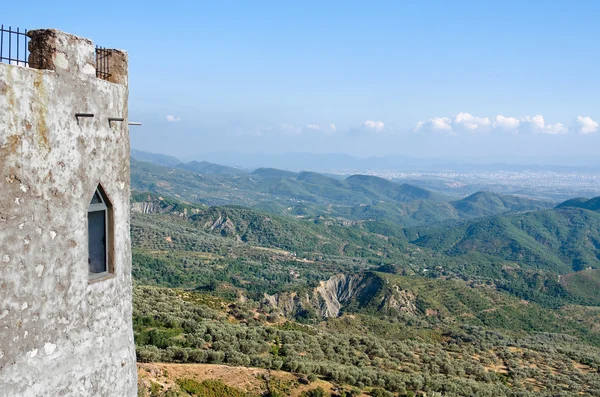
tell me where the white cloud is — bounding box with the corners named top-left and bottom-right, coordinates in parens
top-left (453, 112), bottom-right (491, 132)
top-left (493, 115), bottom-right (520, 131)
top-left (418, 117), bottom-right (453, 133)
top-left (362, 120), bottom-right (385, 132)
top-left (416, 113), bottom-right (569, 135)
top-left (279, 123), bottom-right (303, 135)
top-left (240, 123), bottom-right (339, 137)
top-left (415, 113), bottom-right (488, 134)
top-left (520, 115), bottom-right (566, 135)
top-left (571, 116), bottom-right (599, 134)
top-left (166, 115), bottom-right (181, 122)
top-left (305, 123), bottom-right (337, 134)
top-left (543, 122), bottom-right (567, 135)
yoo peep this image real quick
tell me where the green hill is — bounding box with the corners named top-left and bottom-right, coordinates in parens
top-left (557, 196), bottom-right (600, 211)
top-left (251, 167), bottom-right (298, 179)
top-left (562, 269), bottom-right (600, 305)
top-left (345, 174), bottom-right (448, 203)
top-left (296, 171), bottom-right (347, 187)
top-left (412, 207), bottom-right (600, 273)
top-left (340, 272), bottom-right (596, 336)
top-left (131, 159), bottom-right (555, 227)
top-left (451, 191), bottom-right (554, 217)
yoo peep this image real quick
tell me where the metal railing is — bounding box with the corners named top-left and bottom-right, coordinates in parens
top-left (95, 46), bottom-right (111, 80)
top-left (0, 25), bottom-right (29, 66)
top-left (2, 24), bottom-right (111, 79)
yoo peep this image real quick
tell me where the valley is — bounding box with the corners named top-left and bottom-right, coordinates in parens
top-left (130, 153), bottom-right (600, 397)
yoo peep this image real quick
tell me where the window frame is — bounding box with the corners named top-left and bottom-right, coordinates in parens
top-left (88, 185), bottom-right (114, 282)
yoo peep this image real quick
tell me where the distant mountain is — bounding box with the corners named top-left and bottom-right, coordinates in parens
top-left (184, 151), bottom-right (600, 172)
top-left (131, 159), bottom-right (554, 226)
top-left (451, 191), bottom-right (554, 217)
top-left (297, 171), bottom-right (347, 187)
top-left (557, 196), bottom-right (600, 211)
top-left (176, 160), bottom-right (247, 176)
top-left (131, 149), bottom-right (182, 167)
top-left (345, 174), bottom-right (449, 203)
top-left (251, 167), bottom-right (298, 179)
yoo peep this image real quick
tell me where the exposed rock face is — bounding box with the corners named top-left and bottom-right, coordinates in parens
top-left (131, 198), bottom-right (198, 218)
top-left (263, 272), bottom-right (418, 319)
top-left (386, 285), bottom-right (417, 314)
top-left (132, 201), bottom-right (161, 214)
top-left (206, 215), bottom-right (236, 233)
top-left (263, 292), bottom-right (305, 317)
top-left (314, 274), bottom-right (368, 317)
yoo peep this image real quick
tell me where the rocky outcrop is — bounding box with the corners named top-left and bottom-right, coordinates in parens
top-left (132, 201), bottom-right (161, 214)
top-left (313, 274), bottom-right (369, 317)
top-left (131, 197), bottom-right (200, 218)
top-left (263, 292), bottom-right (305, 317)
top-left (205, 215), bottom-right (237, 234)
top-left (385, 285), bottom-right (417, 314)
top-left (263, 272), bottom-right (419, 319)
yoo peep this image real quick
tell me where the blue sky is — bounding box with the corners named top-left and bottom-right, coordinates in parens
top-left (5, 1), bottom-right (600, 160)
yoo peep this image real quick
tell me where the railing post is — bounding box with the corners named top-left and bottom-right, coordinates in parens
top-left (0, 25), bottom-right (30, 66)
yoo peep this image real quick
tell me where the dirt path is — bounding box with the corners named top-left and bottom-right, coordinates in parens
top-left (138, 363), bottom-right (370, 397)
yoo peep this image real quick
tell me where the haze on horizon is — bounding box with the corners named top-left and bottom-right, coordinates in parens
top-left (6, 1), bottom-right (599, 161)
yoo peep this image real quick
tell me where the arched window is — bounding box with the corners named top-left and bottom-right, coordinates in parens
top-left (88, 185), bottom-right (113, 278)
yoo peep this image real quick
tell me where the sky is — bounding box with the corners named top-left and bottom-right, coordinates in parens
top-left (4, 1), bottom-right (600, 161)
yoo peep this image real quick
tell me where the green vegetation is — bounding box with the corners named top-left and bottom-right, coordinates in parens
top-left (138, 378), bottom-right (256, 397)
top-left (562, 269), bottom-right (600, 305)
top-left (177, 379), bottom-right (253, 397)
top-left (133, 286), bottom-right (600, 396)
top-left (411, 208), bottom-right (600, 273)
top-left (557, 196), bottom-right (600, 211)
top-left (131, 192), bottom-right (600, 308)
top-left (129, 159), bottom-right (600, 395)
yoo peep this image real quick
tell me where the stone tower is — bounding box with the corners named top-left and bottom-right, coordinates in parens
top-left (0, 29), bottom-right (137, 396)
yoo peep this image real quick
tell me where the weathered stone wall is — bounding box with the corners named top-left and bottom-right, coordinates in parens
top-left (0, 29), bottom-right (137, 396)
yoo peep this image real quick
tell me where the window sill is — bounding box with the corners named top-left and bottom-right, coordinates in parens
top-left (88, 272), bottom-right (115, 284)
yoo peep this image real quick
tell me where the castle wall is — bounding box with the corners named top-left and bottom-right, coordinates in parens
top-left (0, 30), bottom-right (137, 396)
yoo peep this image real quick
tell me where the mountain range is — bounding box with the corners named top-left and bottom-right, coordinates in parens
top-left (129, 151), bottom-right (600, 396)
top-left (130, 156), bottom-right (553, 228)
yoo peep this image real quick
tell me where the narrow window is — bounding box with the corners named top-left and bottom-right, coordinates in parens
top-left (88, 186), bottom-right (113, 278)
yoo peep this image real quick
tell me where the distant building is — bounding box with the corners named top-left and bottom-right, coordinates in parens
top-left (0, 28), bottom-right (137, 396)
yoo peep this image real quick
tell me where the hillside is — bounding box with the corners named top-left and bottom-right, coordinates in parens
top-left (345, 174), bottom-right (449, 203)
top-left (562, 269), bottom-right (600, 306)
top-left (557, 196), bottom-right (600, 211)
top-left (129, 185), bottom-right (600, 396)
top-left (263, 270), bottom-right (595, 335)
top-left (133, 285), bottom-right (600, 397)
top-left (411, 207), bottom-right (600, 274)
top-left (451, 191), bottom-right (553, 217)
top-left (251, 167), bottom-right (299, 179)
top-left (138, 363), bottom-right (355, 397)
